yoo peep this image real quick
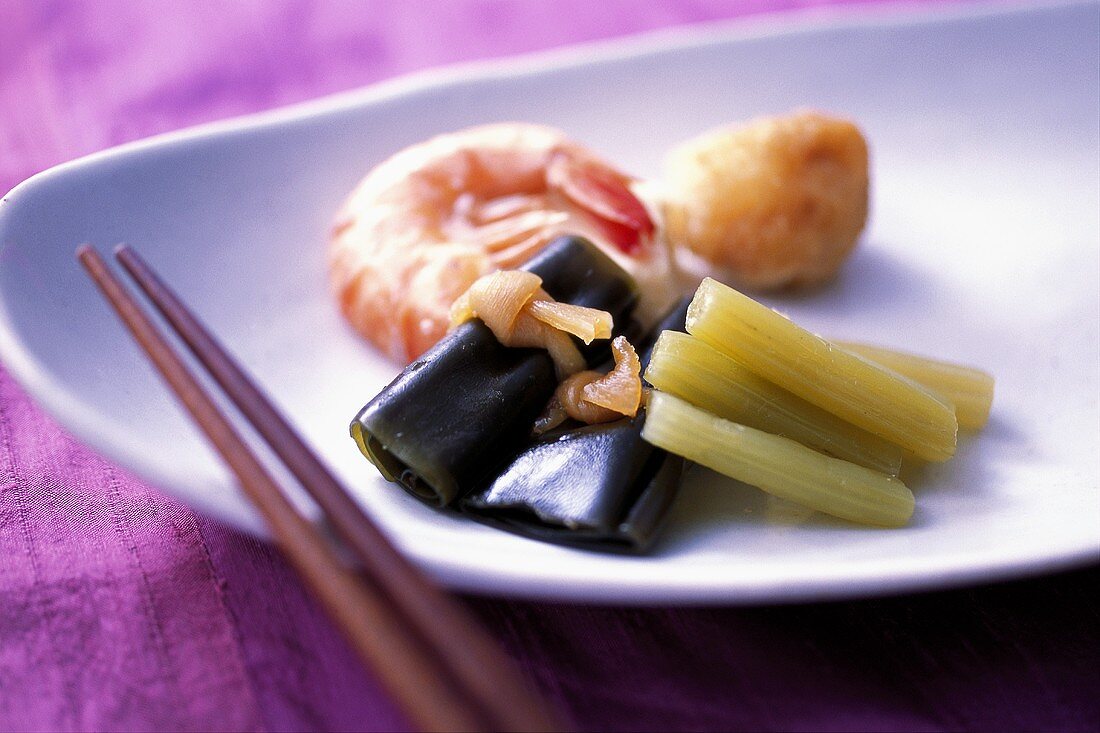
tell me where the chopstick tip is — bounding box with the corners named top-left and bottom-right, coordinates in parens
top-left (75, 244), bottom-right (103, 271)
top-left (114, 244), bottom-right (144, 274)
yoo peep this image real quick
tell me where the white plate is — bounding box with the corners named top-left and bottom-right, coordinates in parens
top-left (1, 1), bottom-right (1097, 604)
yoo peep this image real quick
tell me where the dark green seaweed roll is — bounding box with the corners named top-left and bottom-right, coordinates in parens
top-left (459, 297), bottom-right (692, 552)
top-left (350, 236), bottom-right (639, 507)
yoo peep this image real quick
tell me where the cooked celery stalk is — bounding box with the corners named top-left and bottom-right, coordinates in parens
top-left (645, 331), bottom-right (904, 475)
top-left (642, 392), bottom-right (915, 527)
top-left (686, 278), bottom-right (957, 462)
top-left (836, 342), bottom-right (994, 430)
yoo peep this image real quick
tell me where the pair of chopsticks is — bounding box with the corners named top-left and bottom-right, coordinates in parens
top-left (77, 245), bottom-right (569, 733)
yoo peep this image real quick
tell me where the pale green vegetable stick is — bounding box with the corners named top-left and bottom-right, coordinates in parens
top-left (836, 342), bottom-right (994, 430)
top-left (642, 392), bottom-right (915, 527)
top-left (686, 278), bottom-right (958, 462)
top-left (645, 331), bottom-right (904, 475)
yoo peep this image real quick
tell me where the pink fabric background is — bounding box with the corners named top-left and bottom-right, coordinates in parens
top-left (1, 1), bottom-right (1098, 731)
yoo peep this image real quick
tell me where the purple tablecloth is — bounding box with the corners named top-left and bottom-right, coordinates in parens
top-left (2, 1), bottom-right (1098, 731)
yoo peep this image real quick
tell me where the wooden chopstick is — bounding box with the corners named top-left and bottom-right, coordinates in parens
top-left (78, 245), bottom-right (569, 733)
top-left (112, 244), bottom-right (566, 731)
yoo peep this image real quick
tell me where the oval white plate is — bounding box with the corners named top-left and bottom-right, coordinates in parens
top-left (1, 1), bottom-right (1097, 604)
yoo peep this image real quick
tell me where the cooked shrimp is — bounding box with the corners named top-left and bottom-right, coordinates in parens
top-left (330, 123), bottom-right (679, 362)
top-left (662, 110), bottom-right (869, 290)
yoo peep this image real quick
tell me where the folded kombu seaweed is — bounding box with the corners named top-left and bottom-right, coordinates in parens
top-left (350, 236), bottom-right (638, 507)
top-left (459, 297), bottom-right (691, 553)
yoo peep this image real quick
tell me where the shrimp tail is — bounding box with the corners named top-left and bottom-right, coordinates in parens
top-left (547, 150), bottom-right (656, 256)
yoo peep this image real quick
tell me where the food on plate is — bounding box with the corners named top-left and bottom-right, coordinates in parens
top-left (662, 110), bottom-right (869, 290)
top-left (331, 110), bottom-right (870, 366)
top-left (645, 330), bottom-right (905, 475)
top-left (462, 415), bottom-right (685, 551)
top-left (580, 337), bottom-right (643, 416)
top-left (351, 318), bottom-right (554, 507)
top-left (642, 391), bottom-right (915, 528)
top-left (835, 342), bottom-right (995, 430)
top-left (448, 269), bottom-right (602, 378)
top-left (350, 237), bottom-right (638, 507)
top-left (537, 335), bottom-right (643, 431)
top-left (460, 300), bottom-right (691, 551)
top-left (330, 122), bottom-right (679, 362)
top-left (351, 244), bottom-right (991, 538)
top-left (640, 279), bottom-right (992, 527)
top-left (685, 278), bottom-right (958, 462)
top-left (341, 114), bottom-right (991, 547)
